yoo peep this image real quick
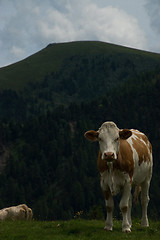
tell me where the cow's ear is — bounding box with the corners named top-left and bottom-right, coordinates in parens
top-left (84, 130), bottom-right (99, 142)
top-left (119, 129), bottom-right (132, 140)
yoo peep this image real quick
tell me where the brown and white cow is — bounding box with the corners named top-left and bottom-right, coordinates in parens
top-left (84, 121), bottom-right (153, 233)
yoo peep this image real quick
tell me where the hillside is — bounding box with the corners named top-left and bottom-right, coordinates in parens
top-left (0, 41), bottom-right (160, 112)
top-left (0, 41), bottom-right (160, 93)
top-left (0, 41), bottom-right (160, 220)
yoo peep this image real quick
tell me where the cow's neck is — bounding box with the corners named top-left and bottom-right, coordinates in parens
top-left (106, 162), bottom-right (121, 196)
top-left (107, 162), bottom-right (114, 173)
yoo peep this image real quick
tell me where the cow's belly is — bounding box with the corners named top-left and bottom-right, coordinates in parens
top-left (132, 160), bottom-right (152, 185)
top-left (100, 170), bottom-right (130, 196)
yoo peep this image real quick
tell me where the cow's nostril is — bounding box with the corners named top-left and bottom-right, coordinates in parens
top-left (104, 152), bottom-right (114, 159)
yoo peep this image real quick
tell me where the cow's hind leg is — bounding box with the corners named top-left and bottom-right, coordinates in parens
top-left (127, 194), bottom-right (132, 228)
top-left (104, 191), bottom-right (114, 231)
top-left (141, 180), bottom-right (150, 227)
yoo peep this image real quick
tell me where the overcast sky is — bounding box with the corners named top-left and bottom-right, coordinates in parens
top-left (0, 0), bottom-right (160, 67)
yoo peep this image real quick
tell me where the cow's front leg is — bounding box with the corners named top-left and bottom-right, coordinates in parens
top-left (104, 191), bottom-right (114, 231)
top-left (119, 182), bottom-right (132, 233)
top-left (103, 190), bottom-right (114, 231)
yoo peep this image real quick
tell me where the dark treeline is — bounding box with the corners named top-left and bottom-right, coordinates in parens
top-left (0, 65), bottom-right (160, 220)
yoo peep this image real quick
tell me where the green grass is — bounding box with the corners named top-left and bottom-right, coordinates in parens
top-left (0, 219), bottom-right (160, 240)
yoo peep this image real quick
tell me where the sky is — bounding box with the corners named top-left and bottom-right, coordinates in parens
top-left (0, 0), bottom-right (160, 68)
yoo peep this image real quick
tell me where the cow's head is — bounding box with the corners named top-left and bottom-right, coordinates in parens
top-left (84, 121), bottom-right (132, 162)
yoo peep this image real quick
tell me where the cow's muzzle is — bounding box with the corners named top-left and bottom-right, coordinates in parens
top-left (104, 152), bottom-right (115, 162)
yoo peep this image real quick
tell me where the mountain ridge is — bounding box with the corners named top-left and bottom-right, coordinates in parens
top-left (0, 41), bottom-right (160, 92)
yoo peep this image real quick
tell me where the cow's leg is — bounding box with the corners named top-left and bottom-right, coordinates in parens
top-left (103, 191), bottom-right (114, 231)
top-left (119, 182), bottom-right (132, 233)
top-left (141, 180), bottom-right (150, 227)
top-left (127, 194), bottom-right (132, 228)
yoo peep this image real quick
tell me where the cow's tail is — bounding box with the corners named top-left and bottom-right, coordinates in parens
top-left (134, 185), bottom-right (141, 204)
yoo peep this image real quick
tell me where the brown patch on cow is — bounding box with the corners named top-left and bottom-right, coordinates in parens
top-left (134, 185), bottom-right (141, 204)
top-left (106, 206), bottom-right (112, 213)
top-left (121, 206), bottom-right (128, 213)
top-left (115, 139), bottom-right (134, 180)
top-left (103, 190), bottom-right (110, 201)
top-left (131, 132), bottom-right (152, 165)
top-left (97, 151), bottom-right (108, 173)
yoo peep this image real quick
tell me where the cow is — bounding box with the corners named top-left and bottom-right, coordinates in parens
top-left (84, 121), bottom-right (153, 233)
top-left (0, 204), bottom-right (33, 221)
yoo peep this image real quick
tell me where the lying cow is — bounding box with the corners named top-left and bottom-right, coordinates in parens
top-left (0, 204), bottom-right (33, 221)
top-left (84, 121), bottom-right (153, 232)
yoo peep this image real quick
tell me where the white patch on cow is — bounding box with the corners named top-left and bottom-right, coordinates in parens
top-left (100, 168), bottom-right (130, 196)
top-left (127, 133), bottom-right (139, 157)
top-left (127, 132), bottom-right (152, 185)
top-left (98, 122), bottom-right (120, 160)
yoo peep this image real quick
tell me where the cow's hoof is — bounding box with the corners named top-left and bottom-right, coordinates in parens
top-left (104, 225), bottom-right (113, 231)
top-left (122, 228), bottom-right (131, 233)
top-left (141, 218), bottom-right (149, 227)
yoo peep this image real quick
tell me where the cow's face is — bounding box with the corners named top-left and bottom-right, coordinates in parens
top-left (98, 122), bottom-right (120, 161)
top-left (84, 122), bottom-right (132, 162)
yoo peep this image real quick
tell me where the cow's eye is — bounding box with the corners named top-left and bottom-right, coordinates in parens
top-left (98, 137), bottom-right (102, 141)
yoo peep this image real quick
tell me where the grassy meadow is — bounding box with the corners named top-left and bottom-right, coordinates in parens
top-left (0, 219), bottom-right (160, 240)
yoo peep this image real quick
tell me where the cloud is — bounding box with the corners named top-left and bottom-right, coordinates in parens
top-left (38, 8), bottom-right (76, 41)
top-left (11, 46), bottom-right (25, 58)
top-left (77, 4), bottom-right (146, 48)
top-left (36, 1), bottom-right (146, 48)
top-left (0, 0), bottom-right (147, 67)
top-left (145, 0), bottom-right (160, 34)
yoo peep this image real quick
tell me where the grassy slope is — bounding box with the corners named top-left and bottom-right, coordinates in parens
top-left (0, 41), bottom-right (160, 91)
top-left (0, 219), bottom-right (160, 240)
